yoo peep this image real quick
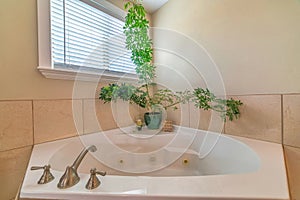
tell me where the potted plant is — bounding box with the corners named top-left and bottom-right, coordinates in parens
top-left (99, 0), bottom-right (243, 129)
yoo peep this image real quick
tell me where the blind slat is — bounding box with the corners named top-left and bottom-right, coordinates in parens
top-left (50, 0), bottom-right (136, 74)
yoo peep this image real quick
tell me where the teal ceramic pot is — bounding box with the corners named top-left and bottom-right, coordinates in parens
top-left (144, 112), bottom-right (162, 130)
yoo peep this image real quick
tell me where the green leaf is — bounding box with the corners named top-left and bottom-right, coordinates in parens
top-left (99, 1), bottom-right (243, 122)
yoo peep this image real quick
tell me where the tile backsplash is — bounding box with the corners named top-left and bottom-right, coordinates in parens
top-left (83, 99), bottom-right (141, 134)
top-left (283, 95), bottom-right (300, 148)
top-left (1, 94), bottom-right (299, 149)
top-left (0, 93), bottom-right (300, 199)
top-left (33, 100), bottom-right (83, 144)
top-left (0, 101), bottom-right (33, 151)
top-left (225, 95), bottom-right (282, 143)
top-left (284, 146), bottom-right (300, 200)
top-left (0, 146), bottom-right (32, 200)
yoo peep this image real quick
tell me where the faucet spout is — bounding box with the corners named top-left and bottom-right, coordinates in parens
top-left (72, 145), bottom-right (97, 170)
top-left (57, 145), bottom-right (97, 189)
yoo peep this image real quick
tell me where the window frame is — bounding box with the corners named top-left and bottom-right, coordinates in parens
top-left (37, 0), bottom-right (138, 82)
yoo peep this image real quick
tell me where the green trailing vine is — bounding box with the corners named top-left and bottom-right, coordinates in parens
top-left (124, 1), bottom-right (155, 84)
top-left (99, 0), bottom-right (243, 122)
top-left (192, 88), bottom-right (243, 121)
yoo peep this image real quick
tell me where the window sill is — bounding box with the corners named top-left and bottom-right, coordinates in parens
top-left (38, 66), bottom-right (138, 82)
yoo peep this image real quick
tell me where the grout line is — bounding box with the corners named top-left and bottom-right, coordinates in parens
top-left (284, 144), bottom-right (300, 149)
top-left (281, 95), bottom-right (284, 145)
top-left (0, 93), bottom-right (299, 103)
top-left (0, 98), bottom-right (72, 102)
top-left (0, 99), bottom-right (34, 102)
top-left (82, 99), bottom-right (85, 135)
top-left (31, 100), bottom-right (35, 145)
top-left (188, 102), bottom-right (191, 128)
top-left (282, 145), bottom-right (292, 200)
top-left (0, 97), bottom-right (102, 102)
top-left (228, 93), bottom-right (300, 97)
top-left (34, 135), bottom-right (80, 146)
top-left (0, 144), bottom-right (33, 153)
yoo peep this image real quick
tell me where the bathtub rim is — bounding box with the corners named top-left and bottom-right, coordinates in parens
top-left (20, 127), bottom-right (290, 200)
top-left (47, 126), bottom-right (261, 176)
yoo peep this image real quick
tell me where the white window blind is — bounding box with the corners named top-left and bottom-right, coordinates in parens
top-left (50, 0), bottom-right (136, 75)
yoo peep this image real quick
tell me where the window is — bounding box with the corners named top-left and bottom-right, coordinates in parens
top-left (37, 0), bottom-right (137, 82)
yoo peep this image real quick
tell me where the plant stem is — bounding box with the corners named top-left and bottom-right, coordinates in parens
top-left (145, 84), bottom-right (152, 110)
top-left (164, 101), bottom-right (184, 110)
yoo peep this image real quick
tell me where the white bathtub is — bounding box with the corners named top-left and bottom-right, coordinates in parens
top-left (20, 126), bottom-right (289, 200)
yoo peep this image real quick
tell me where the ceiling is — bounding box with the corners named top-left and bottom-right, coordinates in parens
top-left (142, 0), bottom-right (168, 14)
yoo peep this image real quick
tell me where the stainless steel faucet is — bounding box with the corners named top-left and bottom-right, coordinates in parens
top-left (57, 145), bottom-right (97, 189)
top-left (85, 168), bottom-right (106, 190)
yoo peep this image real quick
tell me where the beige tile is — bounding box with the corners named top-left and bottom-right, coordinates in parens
top-left (225, 95), bottom-right (282, 143)
top-left (189, 103), bottom-right (201, 129)
top-left (283, 95), bottom-right (300, 148)
top-left (88, 99), bottom-right (142, 133)
top-left (112, 100), bottom-right (141, 128)
top-left (20, 199), bottom-right (61, 200)
top-left (84, 100), bottom-right (118, 134)
top-left (284, 146), bottom-right (300, 200)
top-left (0, 146), bottom-right (32, 200)
top-left (0, 101), bottom-right (33, 151)
top-left (189, 103), bottom-right (225, 133)
top-left (166, 103), bottom-right (189, 127)
top-left (33, 100), bottom-right (83, 144)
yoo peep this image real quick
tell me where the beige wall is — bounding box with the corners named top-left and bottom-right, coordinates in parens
top-left (107, 0), bottom-right (124, 9)
top-left (152, 0), bottom-right (300, 95)
top-left (0, 0), bottom-right (78, 100)
top-left (0, 0), bottom-right (132, 101)
top-left (0, 0), bottom-right (151, 101)
top-left (153, 1), bottom-right (300, 198)
top-left (107, 0), bottom-right (152, 25)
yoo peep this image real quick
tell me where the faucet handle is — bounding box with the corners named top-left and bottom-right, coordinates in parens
top-left (85, 168), bottom-right (106, 190)
top-left (31, 164), bottom-right (55, 184)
